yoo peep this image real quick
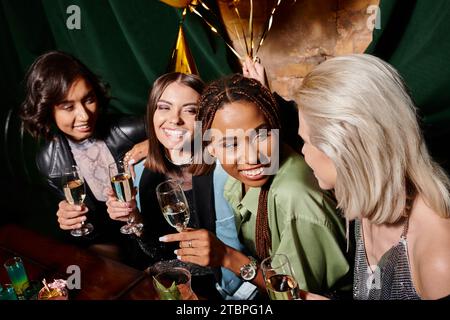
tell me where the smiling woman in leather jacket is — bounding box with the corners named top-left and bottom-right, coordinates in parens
top-left (19, 51), bottom-right (147, 267)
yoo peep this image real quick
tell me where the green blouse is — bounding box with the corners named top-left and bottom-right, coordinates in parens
top-left (224, 146), bottom-right (352, 294)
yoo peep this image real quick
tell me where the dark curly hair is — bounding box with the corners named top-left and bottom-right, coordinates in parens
top-left (20, 51), bottom-right (110, 140)
top-left (192, 73), bottom-right (282, 260)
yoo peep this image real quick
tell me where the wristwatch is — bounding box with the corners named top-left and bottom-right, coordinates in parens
top-left (239, 256), bottom-right (258, 281)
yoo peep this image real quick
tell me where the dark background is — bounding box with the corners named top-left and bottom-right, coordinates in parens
top-left (1, 0), bottom-right (449, 239)
top-left (0, 0), bottom-right (234, 239)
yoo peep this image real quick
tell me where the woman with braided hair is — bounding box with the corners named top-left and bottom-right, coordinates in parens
top-left (160, 73), bottom-right (352, 297)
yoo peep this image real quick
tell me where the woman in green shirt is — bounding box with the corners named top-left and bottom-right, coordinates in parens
top-left (160, 74), bottom-right (351, 297)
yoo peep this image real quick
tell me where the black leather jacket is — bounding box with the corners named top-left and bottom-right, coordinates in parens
top-left (36, 115), bottom-right (147, 247)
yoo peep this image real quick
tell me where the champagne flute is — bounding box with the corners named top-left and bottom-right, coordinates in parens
top-left (261, 254), bottom-right (301, 300)
top-left (156, 179), bottom-right (190, 232)
top-left (109, 160), bottom-right (143, 234)
top-left (62, 165), bottom-right (93, 237)
top-left (156, 180), bottom-right (214, 277)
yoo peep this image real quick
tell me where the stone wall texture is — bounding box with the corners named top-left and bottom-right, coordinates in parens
top-left (217, 0), bottom-right (380, 99)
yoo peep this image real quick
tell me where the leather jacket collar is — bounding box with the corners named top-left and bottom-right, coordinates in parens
top-left (36, 115), bottom-right (146, 201)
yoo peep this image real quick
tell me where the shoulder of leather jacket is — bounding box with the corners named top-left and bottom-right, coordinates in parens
top-left (105, 114), bottom-right (147, 142)
top-left (36, 114), bottom-right (146, 179)
top-left (36, 134), bottom-right (72, 179)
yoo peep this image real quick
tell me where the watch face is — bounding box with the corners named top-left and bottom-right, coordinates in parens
top-left (241, 265), bottom-right (257, 281)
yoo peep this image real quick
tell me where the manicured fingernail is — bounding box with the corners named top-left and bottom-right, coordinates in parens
top-left (174, 250), bottom-right (178, 255)
top-left (159, 236), bottom-right (167, 242)
top-left (177, 256), bottom-right (182, 260)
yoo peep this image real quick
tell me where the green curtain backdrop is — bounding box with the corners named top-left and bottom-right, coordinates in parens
top-left (366, 0), bottom-right (450, 172)
top-left (1, 0), bottom-right (234, 114)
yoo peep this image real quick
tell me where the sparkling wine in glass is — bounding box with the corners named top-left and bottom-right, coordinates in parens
top-left (156, 179), bottom-right (190, 232)
top-left (261, 254), bottom-right (301, 300)
top-left (109, 160), bottom-right (142, 234)
top-left (62, 165), bottom-right (93, 237)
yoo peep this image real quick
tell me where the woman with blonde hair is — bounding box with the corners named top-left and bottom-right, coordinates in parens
top-left (297, 54), bottom-right (450, 300)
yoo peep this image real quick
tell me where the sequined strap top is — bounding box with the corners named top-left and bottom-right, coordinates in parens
top-left (353, 218), bottom-right (421, 300)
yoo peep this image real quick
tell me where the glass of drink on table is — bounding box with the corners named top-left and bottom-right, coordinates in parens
top-left (153, 267), bottom-right (196, 300)
top-left (3, 257), bottom-right (29, 299)
top-left (0, 284), bottom-right (18, 300)
top-left (38, 279), bottom-right (69, 300)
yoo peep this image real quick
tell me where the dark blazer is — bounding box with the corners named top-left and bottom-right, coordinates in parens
top-left (137, 168), bottom-right (222, 298)
top-left (137, 168), bottom-right (216, 263)
top-left (35, 115), bottom-right (147, 247)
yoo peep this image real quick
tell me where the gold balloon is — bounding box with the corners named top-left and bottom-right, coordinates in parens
top-left (167, 24), bottom-right (199, 75)
top-left (159, 0), bottom-right (193, 8)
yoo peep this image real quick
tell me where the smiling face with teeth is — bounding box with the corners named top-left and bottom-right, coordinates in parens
top-left (153, 81), bottom-right (200, 157)
top-left (209, 101), bottom-right (275, 190)
top-left (298, 111), bottom-right (337, 190)
top-left (53, 77), bottom-right (99, 142)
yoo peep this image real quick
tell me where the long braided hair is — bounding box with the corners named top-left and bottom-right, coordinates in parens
top-left (192, 73), bottom-right (281, 260)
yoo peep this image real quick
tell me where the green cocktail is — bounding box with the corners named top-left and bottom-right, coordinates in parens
top-left (4, 257), bottom-right (30, 297)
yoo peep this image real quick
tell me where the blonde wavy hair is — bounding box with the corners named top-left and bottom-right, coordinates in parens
top-left (296, 54), bottom-right (450, 224)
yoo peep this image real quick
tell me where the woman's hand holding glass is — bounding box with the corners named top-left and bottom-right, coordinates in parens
top-left (160, 229), bottom-right (270, 291)
top-left (61, 165), bottom-right (93, 237)
top-left (261, 254), bottom-right (301, 300)
top-left (56, 200), bottom-right (89, 231)
top-left (108, 160), bottom-right (143, 235)
top-left (159, 228), bottom-right (230, 268)
top-left (105, 188), bottom-right (142, 229)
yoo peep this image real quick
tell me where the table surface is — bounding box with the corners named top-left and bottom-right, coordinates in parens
top-left (0, 224), bottom-right (159, 300)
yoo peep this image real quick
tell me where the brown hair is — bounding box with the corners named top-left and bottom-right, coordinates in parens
top-left (145, 72), bottom-right (205, 174)
top-left (20, 51), bottom-right (110, 140)
top-left (193, 73), bottom-right (281, 260)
